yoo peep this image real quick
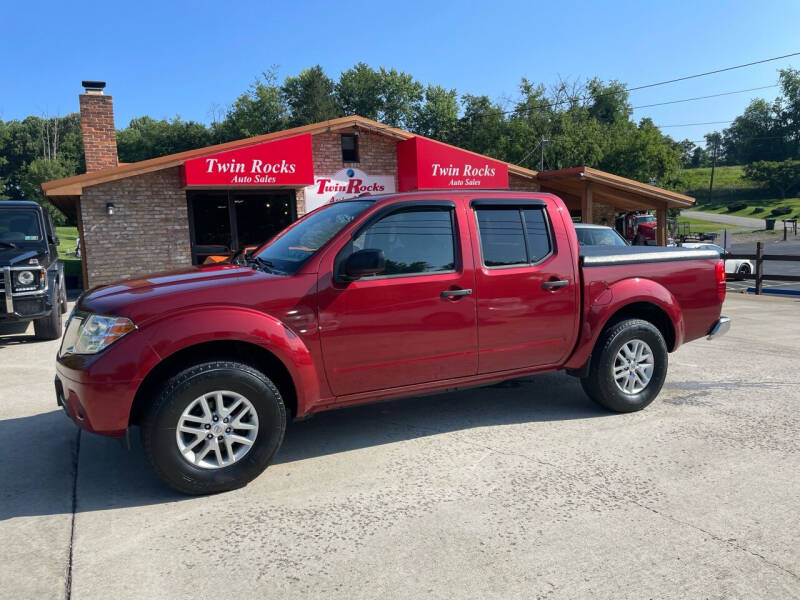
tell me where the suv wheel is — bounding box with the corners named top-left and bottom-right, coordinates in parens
top-left (141, 360), bottom-right (286, 494)
top-left (33, 283), bottom-right (63, 340)
top-left (580, 319), bottom-right (668, 413)
top-left (737, 263), bottom-right (751, 281)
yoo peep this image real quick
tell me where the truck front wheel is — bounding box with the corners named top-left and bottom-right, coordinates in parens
top-left (580, 319), bottom-right (668, 413)
top-left (33, 284), bottom-right (63, 340)
top-left (141, 360), bottom-right (286, 495)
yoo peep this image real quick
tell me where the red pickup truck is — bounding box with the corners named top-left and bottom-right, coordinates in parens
top-left (56, 191), bottom-right (729, 494)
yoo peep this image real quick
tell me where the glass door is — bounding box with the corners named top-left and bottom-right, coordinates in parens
top-left (188, 190), bottom-right (296, 264)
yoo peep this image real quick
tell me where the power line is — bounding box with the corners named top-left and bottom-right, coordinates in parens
top-left (657, 120), bottom-right (733, 128)
top-left (624, 51), bottom-right (800, 92)
top-left (462, 52), bottom-right (798, 121)
top-left (631, 84), bottom-right (779, 110)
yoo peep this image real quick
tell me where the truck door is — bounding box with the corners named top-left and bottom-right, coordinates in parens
top-left (317, 201), bottom-right (478, 396)
top-left (469, 198), bottom-right (579, 373)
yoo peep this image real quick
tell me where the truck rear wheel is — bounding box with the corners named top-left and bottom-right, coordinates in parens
top-left (580, 318), bottom-right (668, 413)
top-left (141, 360), bottom-right (286, 495)
top-left (33, 284), bottom-right (63, 340)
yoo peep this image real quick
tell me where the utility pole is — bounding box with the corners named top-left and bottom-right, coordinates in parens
top-left (708, 139), bottom-right (718, 203)
top-left (540, 137), bottom-right (549, 172)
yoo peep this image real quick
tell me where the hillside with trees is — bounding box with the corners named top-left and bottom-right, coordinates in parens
top-left (1, 65), bottom-right (798, 224)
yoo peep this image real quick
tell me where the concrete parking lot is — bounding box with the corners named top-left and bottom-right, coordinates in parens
top-left (1, 293), bottom-right (799, 599)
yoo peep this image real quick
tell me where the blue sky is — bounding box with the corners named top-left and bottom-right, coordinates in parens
top-left (1, 0), bottom-right (798, 146)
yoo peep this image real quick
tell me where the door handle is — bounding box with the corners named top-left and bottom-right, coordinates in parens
top-left (441, 288), bottom-right (473, 298)
top-left (542, 280), bottom-right (569, 290)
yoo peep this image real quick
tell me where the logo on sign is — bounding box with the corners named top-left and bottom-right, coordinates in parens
top-left (304, 168), bottom-right (395, 213)
top-left (203, 158), bottom-right (298, 184)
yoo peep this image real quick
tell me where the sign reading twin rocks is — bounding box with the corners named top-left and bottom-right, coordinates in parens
top-left (304, 168), bottom-right (396, 213)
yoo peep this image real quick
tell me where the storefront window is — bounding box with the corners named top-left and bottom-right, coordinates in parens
top-left (187, 190), bottom-right (296, 264)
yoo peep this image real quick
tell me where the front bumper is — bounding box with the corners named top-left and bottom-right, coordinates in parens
top-left (707, 316), bottom-right (731, 340)
top-left (1, 265), bottom-right (51, 321)
top-left (55, 370), bottom-right (133, 437)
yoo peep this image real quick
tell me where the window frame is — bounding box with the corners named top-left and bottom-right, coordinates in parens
top-left (334, 200), bottom-right (460, 282)
top-left (471, 200), bottom-right (554, 270)
top-left (341, 133), bottom-right (359, 163)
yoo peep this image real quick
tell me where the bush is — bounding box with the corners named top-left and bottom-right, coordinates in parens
top-left (726, 202), bottom-right (748, 212)
top-left (751, 206), bottom-right (765, 214)
top-left (770, 206), bottom-right (792, 217)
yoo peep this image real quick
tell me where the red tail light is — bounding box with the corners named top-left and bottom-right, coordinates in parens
top-left (715, 260), bottom-right (726, 303)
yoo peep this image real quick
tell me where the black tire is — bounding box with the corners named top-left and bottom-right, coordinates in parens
top-left (33, 285), bottom-right (63, 340)
top-left (580, 319), bottom-right (668, 413)
top-left (736, 263), bottom-right (751, 281)
top-left (59, 280), bottom-right (68, 314)
top-left (141, 360), bottom-right (286, 495)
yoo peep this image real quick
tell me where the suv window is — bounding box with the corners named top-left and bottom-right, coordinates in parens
top-left (476, 207), bottom-right (551, 267)
top-left (0, 209), bottom-right (43, 242)
top-left (352, 206), bottom-right (456, 276)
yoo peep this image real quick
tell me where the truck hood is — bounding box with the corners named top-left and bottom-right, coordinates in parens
top-left (78, 263), bottom-right (286, 324)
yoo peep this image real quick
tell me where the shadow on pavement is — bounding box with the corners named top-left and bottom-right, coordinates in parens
top-left (0, 371), bottom-right (607, 520)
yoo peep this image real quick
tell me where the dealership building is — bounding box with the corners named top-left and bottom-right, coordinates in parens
top-left (43, 83), bottom-right (695, 288)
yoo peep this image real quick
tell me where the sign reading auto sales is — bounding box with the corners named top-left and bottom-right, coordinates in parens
top-left (304, 168), bottom-right (396, 213)
top-left (182, 134), bottom-right (314, 186)
top-left (397, 136), bottom-right (509, 191)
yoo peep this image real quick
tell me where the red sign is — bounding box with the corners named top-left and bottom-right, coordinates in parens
top-left (182, 134), bottom-right (314, 187)
top-left (397, 136), bottom-right (509, 192)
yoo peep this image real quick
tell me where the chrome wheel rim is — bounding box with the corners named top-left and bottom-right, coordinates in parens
top-left (176, 391), bottom-right (259, 469)
top-left (613, 339), bottom-right (654, 395)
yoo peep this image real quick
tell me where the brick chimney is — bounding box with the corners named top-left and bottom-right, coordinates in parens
top-left (79, 81), bottom-right (119, 172)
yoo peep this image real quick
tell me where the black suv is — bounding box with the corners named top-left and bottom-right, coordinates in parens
top-left (0, 201), bottom-right (67, 339)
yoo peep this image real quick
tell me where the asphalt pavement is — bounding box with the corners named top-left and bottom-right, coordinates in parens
top-left (2, 294), bottom-right (800, 599)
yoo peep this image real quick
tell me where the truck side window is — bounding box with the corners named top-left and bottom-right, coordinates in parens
top-left (475, 208), bottom-right (527, 266)
top-left (476, 207), bottom-right (551, 267)
top-left (352, 207), bottom-right (455, 276)
top-left (523, 208), bottom-right (551, 262)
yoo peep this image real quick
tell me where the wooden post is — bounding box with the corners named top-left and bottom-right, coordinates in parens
top-left (755, 241), bottom-right (763, 295)
top-left (656, 203), bottom-right (668, 246)
top-left (581, 182), bottom-right (593, 223)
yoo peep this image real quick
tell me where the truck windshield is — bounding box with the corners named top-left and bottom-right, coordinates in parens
top-left (0, 209), bottom-right (43, 245)
top-left (637, 215), bottom-right (656, 224)
top-left (254, 200), bottom-right (373, 274)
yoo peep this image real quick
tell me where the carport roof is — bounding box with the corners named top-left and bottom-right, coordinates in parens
top-left (537, 166), bottom-right (695, 209)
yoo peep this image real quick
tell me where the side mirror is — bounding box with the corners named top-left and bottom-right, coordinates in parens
top-left (344, 248), bottom-right (385, 279)
top-left (50, 236), bottom-right (60, 246)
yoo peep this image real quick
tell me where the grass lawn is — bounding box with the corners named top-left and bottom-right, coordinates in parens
top-left (56, 226), bottom-right (80, 259)
top-left (676, 216), bottom-right (738, 234)
top-left (56, 225), bottom-right (82, 282)
top-left (670, 165), bottom-right (800, 220)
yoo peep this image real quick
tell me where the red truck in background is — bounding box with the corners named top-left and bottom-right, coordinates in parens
top-left (617, 211), bottom-right (658, 245)
top-left (55, 191), bottom-right (729, 494)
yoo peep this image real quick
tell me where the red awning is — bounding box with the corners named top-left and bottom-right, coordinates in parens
top-left (181, 134), bottom-right (314, 187)
top-left (397, 136), bottom-right (509, 192)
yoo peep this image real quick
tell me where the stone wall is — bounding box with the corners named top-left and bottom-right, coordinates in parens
top-left (80, 167), bottom-right (191, 287)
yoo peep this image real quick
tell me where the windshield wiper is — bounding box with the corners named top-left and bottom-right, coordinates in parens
top-left (0, 241), bottom-right (17, 248)
top-left (251, 256), bottom-right (286, 275)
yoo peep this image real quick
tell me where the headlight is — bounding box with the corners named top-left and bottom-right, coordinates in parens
top-left (73, 315), bottom-right (136, 354)
top-left (17, 270), bottom-right (35, 286)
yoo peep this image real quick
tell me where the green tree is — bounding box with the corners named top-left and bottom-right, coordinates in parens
top-left (410, 84), bottom-right (459, 141)
top-left (214, 69), bottom-right (288, 141)
top-left (744, 159), bottom-right (800, 199)
top-left (377, 67), bottom-right (423, 128)
top-left (337, 63), bottom-right (383, 119)
top-left (282, 65), bottom-right (341, 126)
top-left (117, 116), bottom-right (212, 162)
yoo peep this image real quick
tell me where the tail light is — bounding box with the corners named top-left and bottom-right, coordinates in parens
top-left (715, 260), bottom-right (726, 303)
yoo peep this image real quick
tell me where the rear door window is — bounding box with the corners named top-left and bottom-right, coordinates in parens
top-left (476, 207), bottom-right (552, 267)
